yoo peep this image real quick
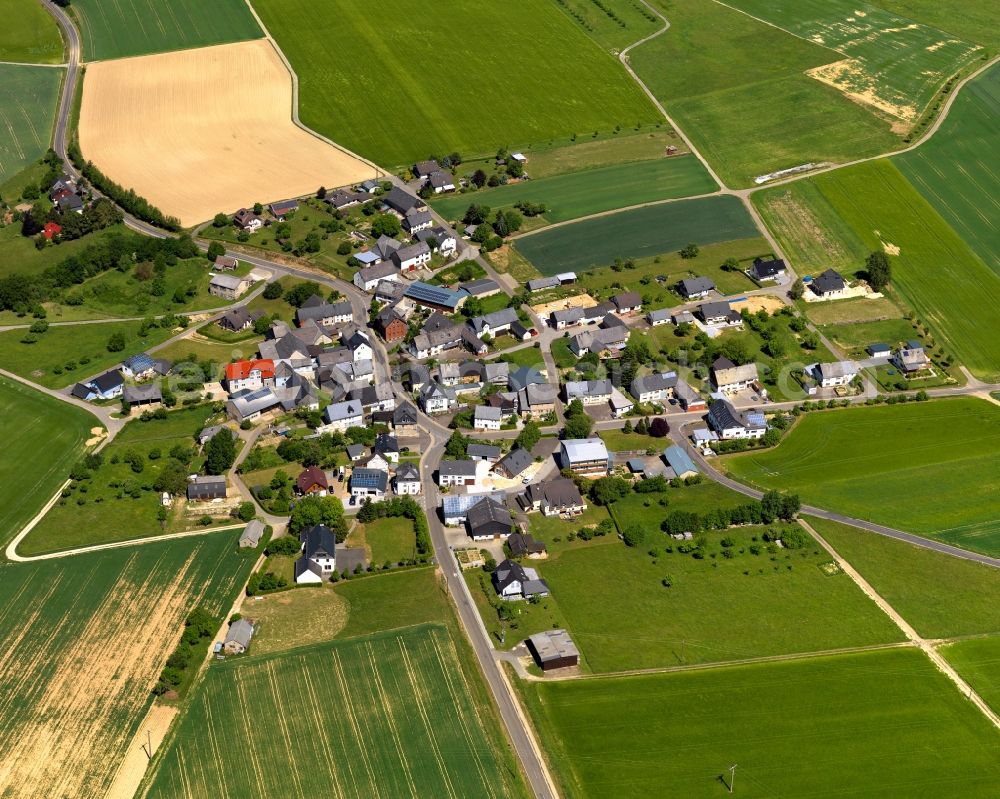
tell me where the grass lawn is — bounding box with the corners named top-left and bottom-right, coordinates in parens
top-left (515, 195), bottom-right (760, 274)
top-left (155, 334), bottom-right (265, 373)
top-left (431, 155), bottom-right (717, 226)
top-left (0, 376), bottom-right (98, 548)
top-left (0, 320), bottom-right (176, 389)
top-left (466, 569), bottom-right (570, 653)
top-left (628, 0), bottom-right (900, 187)
top-left (941, 637), bottom-right (1000, 716)
top-left (0, 0), bottom-right (63, 63)
top-left (0, 531), bottom-right (255, 798)
top-left (494, 344), bottom-right (547, 371)
top-left (146, 625), bottom-right (528, 799)
top-left (247, 585), bottom-right (349, 656)
top-left (333, 567), bottom-right (449, 640)
top-left (803, 295), bottom-right (904, 326)
top-left (723, 399), bottom-right (1000, 552)
top-left (576, 236), bottom-right (768, 303)
top-left (724, 0), bottom-right (982, 122)
top-left (550, 337), bottom-right (577, 369)
top-left (895, 63), bottom-right (1000, 275)
top-left (0, 223), bottom-right (130, 280)
top-left (19, 406), bottom-right (221, 555)
top-left (597, 429), bottom-right (664, 453)
top-left (523, 129), bottom-right (683, 179)
top-left (519, 648), bottom-right (1000, 798)
top-left (819, 317), bottom-right (918, 358)
top-left (353, 515), bottom-right (418, 565)
top-left (72, 0), bottom-right (262, 60)
top-left (808, 517), bottom-right (1000, 639)
top-left (250, 0), bottom-right (656, 168)
top-left (802, 160), bottom-right (1000, 381)
top-left (0, 65), bottom-right (62, 184)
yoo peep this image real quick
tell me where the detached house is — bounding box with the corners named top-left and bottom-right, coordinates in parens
top-left (749, 257), bottom-right (787, 282)
top-left (711, 357), bottom-right (758, 394)
top-left (611, 291), bottom-right (642, 315)
top-left (295, 524), bottom-right (337, 584)
top-left (894, 341), bottom-right (930, 373)
top-left (350, 468), bottom-right (388, 499)
top-left (427, 170), bottom-right (456, 193)
top-left (224, 359), bottom-right (275, 393)
top-left (233, 208), bottom-right (263, 232)
top-left (630, 371), bottom-right (677, 403)
top-left (492, 559), bottom-right (549, 600)
top-left (474, 405), bottom-right (503, 431)
top-left (707, 399), bottom-right (766, 440)
top-left (467, 497), bottom-right (514, 540)
top-left (813, 360), bottom-right (858, 387)
top-left (319, 400), bottom-right (364, 432)
top-left (354, 262), bottom-right (398, 292)
top-left (296, 466), bottom-right (329, 496)
top-left (520, 478), bottom-right (587, 517)
top-left (394, 462), bottom-right (421, 495)
top-left (559, 438), bottom-right (610, 476)
top-left (493, 448), bottom-right (532, 480)
top-left (209, 274), bottom-right (251, 300)
top-left (438, 460), bottom-right (478, 487)
top-left (564, 379), bottom-right (612, 406)
top-left (698, 301), bottom-right (742, 326)
top-left (810, 268), bottom-right (847, 298)
top-left (678, 276), bottom-right (715, 299)
top-left (468, 307), bottom-right (518, 338)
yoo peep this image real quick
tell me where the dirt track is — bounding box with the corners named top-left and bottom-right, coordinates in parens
top-left (79, 40), bottom-right (376, 226)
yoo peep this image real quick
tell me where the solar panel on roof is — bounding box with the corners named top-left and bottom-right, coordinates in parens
top-left (243, 388), bottom-right (272, 402)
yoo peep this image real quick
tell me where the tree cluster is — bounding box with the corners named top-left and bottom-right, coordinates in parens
top-left (355, 496), bottom-right (431, 555)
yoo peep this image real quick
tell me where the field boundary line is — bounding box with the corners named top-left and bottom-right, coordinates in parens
top-left (237, 0), bottom-right (385, 179)
top-left (801, 518), bottom-right (1000, 730)
top-left (0, 59), bottom-right (67, 68)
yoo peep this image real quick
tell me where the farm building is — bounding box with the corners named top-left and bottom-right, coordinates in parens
top-left (662, 445), bottom-right (698, 479)
top-left (405, 281), bottom-right (467, 312)
top-left (559, 439), bottom-right (610, 476)
top-left (123, 383), bottom-right (162, 408)
top-left (239, 520), bottom-right (266, 548)
top-left (223, 619), bottom-right (255, 655)
top-left (527, 629), bottom-right (579, 671)
top-left (187, 476), bottom-right (227, 501)
top-left (674, 381), bottom-right (706, 412)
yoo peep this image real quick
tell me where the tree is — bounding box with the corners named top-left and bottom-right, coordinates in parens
top-left (253, 202), bottom-right (264, 215)
top-left (789, 278), bottom-right (805, 300)
top-left (262, 281), bottom-right (284, 300)
top-left (253, 314), bottom-right (271, 335)
top-left (471, 224), bottom-right (492, 244)
top-left (370, 213), bottom-right (401, 238)
top-left (204, 428), bottom-right (237, 475)
top-left (716, 336), bottom-right (758, 366)
top-left (444, 430), bottom-right (469, 458)
top-left (154, 461), bottom-right (188, 496)
top-left (206, 241), bottom-right (225, 262)
top-left (336, 241), bottom-right (352, 256)
top-left (722, 257), bottom-right (740, 272)
top-left (316, 186), bottom-right (327, 199)
top-left (865, 250), bottom-right (892, 291)
top-left (106, 331), bottom-right (126, 352)
top-left (622, 524), bottom-right (646, 547)
top-left (471, 169), bottom-right (487, 188)
top-left (236, 501), bottom-right (256, 522)
top-left (462, 204), bottom-right (491, 225)
top-left (679, 242), bottom-right (700, 259)
top-left (284, 281), bottom-right (321, 308)
top-left (563, 412), bottom-right (592, 439)
top-left (289, 495), bottom-right (348, 540)
top-left (649, 417), bottom-right (670, 437)
top-left (590, 476), bottom-right (631, 506)
top-left (514, 420), bottom-right (541, 452)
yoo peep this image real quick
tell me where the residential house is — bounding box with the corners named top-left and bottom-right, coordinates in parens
top-left (187, 476), bottom-right (227, 501)
top-left (373, 433), bottom-right (400, 464)
top-left (894, 341), bottom-right (930, 373)
top-left (350, 468), bottom-right (388, 499)
top-left (551, 307), bottom-right (584, 329)
top-left (438, 460), bottom-right (478, 487)
top-left (507, 532), bottom-right (547, 559)
top-left (218, 306), bottom-right (263, 333)
top-left (233, 208), bottom-right (262, 232)
top-left (810, 268), bottom-right (847, 298)
top-left (209, 274), bottom-right (251, 300)
top-left (707, 399), bottom-right (766, 440)
top-left (58, 194), bottom-right (84, 214)
top-left (611, 291), bottom-right (642, 315)
top-left (564, 379), bottom-right (613, 406)
top-left (319, 400), bottom-right (364, 432)
top-left (269, 199), bottom-right (298, 219)
top-left (674, 380), bottom-right (706, 412)
top-left (698, 301), bottom-right (742, 326)
top-left (520, 478), bottom-right (587, 517)
top-left (467, 497), bottom-right (514, 540)
top-left (197, 425), bottom-right (236, 446)
top-left (493, 448), bottom-right (532, 480)
top-left (711, 357), bottom-right (758, 393)
top-left (296, 466), bottom-right (329, 496)
top-left (360, 179), bottom-right (379, 194)
top-left (224, 359), bottom-right (275, 393)
top-left (373, 234), bottom-right (402, 261)
top-left (459, 278), bottom-right (501, 297)
top-left (568, 326), bottom-right (628, 357)
top-left (468, 307), bottom-right (518, 338)
top-left (492, 559), bottom-right (549, 600)
top-left (559, 438), bottom-right (610, 476)
top-left (75, 369), bottom-right (124, 401)
top-left (410, 320), bottom-right (465, 359)
top-left (354, 262), bottom-right (399, 292)
top-left (517, 383), bottom-right (557, 420)
top-left (581, 302), bottom-right (616, 325)
top-left (381, 187), bottom-right (424, 217)
top-left (414, 225), bottom-right (457, 256)
top-left (749, 257), bottom-right (787, 282)
top-left (609, 387), bottom-right (634, 418)
top-left (375, 278), bottom-right (407, 303)
top-left (441, 490), bottom-right (507, 525)
top-left (484, 361), bottom-right (510, 385)
top-left (630, 371), bottom-right (677, 403)
top-left (295, 524), bottom-right (337, 583)
top-left (223, 619), bottom-right (255, 655)
top-left (349, 383), bottom-right (395, 414)
top-left (418, 381), bottom-right (455, 414)
top-left (123, 383), bottom-right (162, 407)
top-left (392, 241), bottom-right (432, 272)
top-left (121, 353), bottom-right (157, 381)
top-left (678, 277), bottom-right (715, 299)
top-left (404, 208), bottom-right (434, 234)
top-left (239, 519), bottom-right (265, 548)
top-left (394, 462), bottom-right (421, 495)
top-left (327, 189), bottom-right (365, 211)
top-left (474, 405), bottom-right (503, 431)
top-left (393, 401), bottom-right (419, 432)
top-left (296, 295), bottom-right (353, 327)
top-left (813, 360), bottom-right (858, 387)
top-left (412, 160), bottom-right (440, 178)
top-left (467, 444), bottom-right (502, 463)
top-left (646, 308), bottom-right (672, 326)
top-left (361, 452), bottom-right (390, 473)
top-left (427, 170), bottom-right (456, 193)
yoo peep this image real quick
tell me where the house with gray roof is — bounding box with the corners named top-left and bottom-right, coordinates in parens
top-left (568, 326), bottom-right (628, 357)
top-left (459, 278), bottom-right (501, 297)
top-left (678, 276), bottom-right (715, 299)
top-left (239, 519), bottom-right (266, 548)
top-left (468, 444), bottom-right (502, 462)
top-left (223, 619), bottom-right (254, 655)
top-left (646, 308), bottom-right (672, 326)
top-left (468, 497), bottom-right (514, 540)
top-left (404, 208), bottom-right (434, 233)
top-left (209, 273), bottom-right (251, 300)
top-left (611, 291), bottom-right (642, 314)
top-left (468, 307), bottom-right (519, 337)
top-left (296, 524), bottom-right (337, 583)
top-left (392, 241), bottom-right (432, 272)
top-left (563, 379), bottom-right (612, 405)
top-left (630, 371), bottom-right (678, 403)
top-left (707, 399), bottom-right (766, 440)
top-left (711, 357), bottom-right (758, 393)
top-left (493, 447), bottom-right (532, 480)
top-left (520, 478), bottom-right (587, 516)
top-left (296, 296), bottom-right (353, 326)
top-left (810, 268), bottom-right (847, 297)
top-left (698, 301), bottom-right (742, 326)
top-left (394, 462), bottom-right (421, 495)
top-left (438, 459), bottom-right (478, 487)
top-left (551, 307), bottom-right (585, 329)
top-left (493, 559), bottom-right (548, 599)
top-left (187, 475), bottom-right (227, 501)
top-left (474, 405), bottom-right (503, 431)
top-left (123, 383), bottom-right (162, 407)
top-left (354, 262), bottom-right (399, 292)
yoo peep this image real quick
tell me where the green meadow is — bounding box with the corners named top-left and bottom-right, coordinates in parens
top-left (72, 0), bottom-right (262, 60)
top-left (724, 399), bottom-right (1000, 552)
top-left (550, 0), bottom-right (661, 51)
top-left (251, 0), bottom-right (657, 167)
top-left (520, 648), bottom-right (1000, 798)
top-left (942, 636), bottom-right (1000, 715)
top-left (895, 63), bottom-right (1000, 274)
top-left (514, 194), bottom-right (759, 274)
top-left (0, 0), bottom-right (63, 63)
top-left (431, 155), bottom-right (717, 226)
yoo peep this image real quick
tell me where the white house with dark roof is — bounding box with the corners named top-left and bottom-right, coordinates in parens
top-left (646, 308), bottom-right (672, 326)
top-left (812, 360), bottom-right (858, 387)
top-left (563, 379), bottom-right (612, 405)
top-left (711, 357), bottom-right (758, 393)
top-left (749, 257), bottom-right (787, 282)
top-left (707, 399), bottom-right (766, 440)
top-left (394, 462), bottom-right (421, 495)
top-left (354, 262), bottom-right (399, 291)
top-left (438, 459), bottom-right (478, 487)
top-left (630, 371), bottom-right (677, 403)
top-left (474, 405), bottom-right (503, 431)
top-left (809, 268), bottom-right (847, 298)
top-left (678, 276), bottom-right (715, 299)
top-left (392, 241), bottom-right (431, 272)
top-left (295, 524), bottom-right (337, 583)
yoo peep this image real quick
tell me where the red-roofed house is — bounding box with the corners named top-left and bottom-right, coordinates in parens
top-left (296, 466), bottom-right (329, 496)
top-left (224, 359), bottom-right (275, 392)
top-left (43, 221), bottom-right (61, 241)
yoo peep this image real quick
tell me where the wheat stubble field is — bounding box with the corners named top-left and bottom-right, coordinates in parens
top-left (79, 39), bottom-right (376, 227)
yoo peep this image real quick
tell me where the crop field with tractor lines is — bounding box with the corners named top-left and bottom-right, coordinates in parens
top-left (0, 531), bottom-right (253, 798)
top-left (0, 64), bottom-right (61, 184)
top-left (145, 624), bottom-right (527, 799)
top-left (0, 0), bottom-right (64, 63)
top-left (250, 0), bottom-right (658, 168)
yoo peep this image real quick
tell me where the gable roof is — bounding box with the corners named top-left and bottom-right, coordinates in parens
top-left (226, 359), bottom-right (275, 381)
top-left (92, 370), bottom-right (124, 393)
top-left (561, 438), bottom-right (609, 464)
top-left (466, 496), bottom-right (512, 532)
top-left (351, 468), bottom-right (388, 491)
top-left (752, 257), bottom-right (786, 278)
top-left (123, 383), bottom-right (162, 403)
top-left (496, 447), bottom-right (532, 477)
top-left (460, 278), bottom-right (500, 296)
top-left (468, 443), bottom-right (502, 460)
top-left (302, 524), bottom-right (337, 559)
top-left (296, 466), bottom-right (328, 493)
top-left (469, 306), bottom-right (518, 335)
top-left (395, 462), bottom-right (420, 482)
top-left (611, 291), bottom-right (641, 309)
top-left (679, 276), bottom-right (715, 295)
top-left (225, 618), bottom-right (254, 648)
top-left (439, 459), bottom-right (477, 477)
top-left (405, 281), bottom-right (465, 310)
top-left (812, 268), bottom-right (846, 294)
top-left (663, 445), bottom-right (698, 477)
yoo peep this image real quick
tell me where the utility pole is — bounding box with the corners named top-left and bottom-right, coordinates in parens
top-left (728, 764), bottom-right (737, 794)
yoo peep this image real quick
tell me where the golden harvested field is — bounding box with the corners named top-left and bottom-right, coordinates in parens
top-left (79, 40), bottom-right (377, 227)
